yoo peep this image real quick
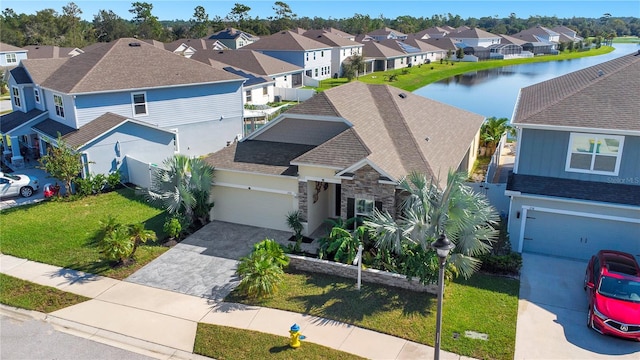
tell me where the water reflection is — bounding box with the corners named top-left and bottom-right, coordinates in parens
top-left (413, 44), bottom-right (639, 119)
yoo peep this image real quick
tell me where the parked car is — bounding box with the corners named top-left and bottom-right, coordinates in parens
top-left (584, 250), bottom-right (640, 341)
top-left (0, 172), bottom-right (40, 198)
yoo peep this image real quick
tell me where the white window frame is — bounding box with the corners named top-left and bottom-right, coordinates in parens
top-left (565, 132), bottom-right (624, 176)
top-left (6, 53), bottom-right (17, 64)
top-left (53, 94), bottom-right (65, 118)
top-left (11, 86), bottom-right (21, 108)
top-left (355, 198), bottom-right (374, 217)
top-left (131, 92), bottom-right (148, 117)
top-left (245, 90), bottom-right (252, 103)
top-left (34, 88), bottom-right (40, 104)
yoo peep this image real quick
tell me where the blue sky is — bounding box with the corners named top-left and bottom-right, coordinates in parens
top-left (4, 0), bottom-right (639, 21)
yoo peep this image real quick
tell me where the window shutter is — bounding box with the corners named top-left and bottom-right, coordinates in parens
top-left (347, 198), bottom-right (354, 219)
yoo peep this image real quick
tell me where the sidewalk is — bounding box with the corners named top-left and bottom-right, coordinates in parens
top-left (0, 254), bottom-right (472, 360)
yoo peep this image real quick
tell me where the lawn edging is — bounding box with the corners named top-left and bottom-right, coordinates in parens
top-left (287, 254), bottom-right (439, 294)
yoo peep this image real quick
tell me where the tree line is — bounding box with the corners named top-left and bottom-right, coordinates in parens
top-left (1, 1), bottom-right (638, 48)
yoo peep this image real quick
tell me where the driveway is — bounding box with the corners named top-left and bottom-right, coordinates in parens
top-left (0, 167), bottom-right (51, 210)
top-left (125, 221), bottom-right (292, 301)
top-left (515, 253), bottom-right (640, 359)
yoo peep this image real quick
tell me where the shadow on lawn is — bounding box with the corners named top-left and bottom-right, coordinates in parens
top-left (287, 270), bottom-right (436, 323)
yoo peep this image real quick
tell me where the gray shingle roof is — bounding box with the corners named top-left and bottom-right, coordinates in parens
top-left (205, 82), bottom-right (483, 187)
top-left (0, 42), bottom-right (24, 52)
top-left (361, 41), bottom-right (406, 58)
top-left (367, 27), bottom-right (407, 38)
top-left (0, 109), bottom-right (45, 133)
top-left (507, 173), bottom-right (640, 206)
top-left (204, 141), bottom-right (309, 176)
top-left (208, 28), bottom-right (259, 41)
top-left (32, 118), bottom-right (76, 139)
top-left (61, 112), bottom-right (129, 149)
top-left (190, 49), bottom-right (302, 76)
top-left (22, 45), bottom-right (77, 59)
top-left (242, 31), bottom-right (331, 51)
top-left (403, 37), bottom-right (447, 52)
top-left (9, 66), bottom-right (32, 84)
top-left (513, 52), bottom-right (640, 131)
top-left (36, 38), bottom-right (243, 94)
top-left (20, 58), bottom-right (67, 85)
top-left (303, 31), bottom-right (362, 47)
top-left (447, 28), bottom-right (498, 39)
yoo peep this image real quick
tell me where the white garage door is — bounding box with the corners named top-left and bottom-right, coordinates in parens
top-left (211, 186), bottom-right (294, 232)
top-left (522, 210), bottom-right (640, 261)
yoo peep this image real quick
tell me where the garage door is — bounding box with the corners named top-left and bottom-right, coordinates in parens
top-left (522, 210), bottom-right (640, 261)
top-left (211, 186), bottom-right (294, 232)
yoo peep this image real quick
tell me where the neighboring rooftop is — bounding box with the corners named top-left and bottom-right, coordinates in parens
top-left (243, 30), bottom-right (331, 51)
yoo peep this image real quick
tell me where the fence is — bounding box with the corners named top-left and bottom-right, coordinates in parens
top-left (274, 87), bottom-right (316, 102)
top-left (465, 182), bottom-right (510, 217)
top-left (125, 155), bottom-right (163, 190)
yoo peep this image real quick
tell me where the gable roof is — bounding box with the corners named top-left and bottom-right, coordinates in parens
top-left (303, 31), bottom-right (362, 47)
top-left (20, 58), bottom-right (68, 84)
top-left (361, 41), bottom-right (406, 58)
top-left (164, 38), bottom-right (227, 52)
top-left (242, 31), bottom-right (331, 51)
top-left (33, 38), bottom-right (243, 94)
top-left (513, 52), bottom-right (640, 132)
top-left (513, 26), bottom-right (559, 42)
top-left (447, 28), bottom-right (499, 39)
top-left (367, 27), bottom-right (407, 38)
top-left (0, 42), bottom-right (24, 52)
top-left (190, 49), bottom-right (302, 76)
top-left (403, 37), bottom-right (448, 52)
top-left (0, 109), bottom-right (46, 133)
top-left (307, 28), bottom-right (355, 40)
top-left (208, 28), bottom-right (258, 41)
top-left (421, 37), bottom-right (458, 51)
top-left (22, 45), bottom-right (80, 59)
top-left (499, 34), bottom-right (528, 46)
top-left (9, 66), bottom-right (32, 84)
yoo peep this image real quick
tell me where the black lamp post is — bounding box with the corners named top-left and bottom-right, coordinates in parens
top-left (431, 233), bottom-right (455, 360)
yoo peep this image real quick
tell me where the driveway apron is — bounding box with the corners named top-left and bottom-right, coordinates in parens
top-left (125, 221), bottom-right (291, 300)
top-left (515, 253), bottom-right (640, 359)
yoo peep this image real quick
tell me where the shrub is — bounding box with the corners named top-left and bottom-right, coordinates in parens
top-left (163, 216), bottom-right (185, 240)
top-left (479, 252), bottom-right (522, 275)
top-left (99, 225), bottom-right (133, 264)
top-left (74, 176), bottom-right (94, 197)
top-left (236, 239), bottom-right (289, 299)
top-left (106, 171), bottom-right (122, 190)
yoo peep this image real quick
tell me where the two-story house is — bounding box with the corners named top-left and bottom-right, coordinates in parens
top-left (512, 25), bottom-right (560, 54)
top-left (505, 52), bottom-right (640, 261)
top-left (303, 29), bottom-right (363, 78)
top-left (242, 30), bottom-right (334, 82)
top-left (1, 38), bottom-right (246, 184)
top-left (445, 28), bottom-right (501, 48)
top-left (366, 27), bottom-right (408, 41)
top-left (207, 28), bottom-right (260, 49)
top-left (204, 81), bottom-right (483, 233)
top-left (0, 42), bottom-right (27, 68)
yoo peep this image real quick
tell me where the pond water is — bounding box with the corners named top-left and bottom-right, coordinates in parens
top-left (413, 43), bottom-right (639, 119)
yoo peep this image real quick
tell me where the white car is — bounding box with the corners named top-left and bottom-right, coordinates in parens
top-left (0, 172), bottom-right (40, 198)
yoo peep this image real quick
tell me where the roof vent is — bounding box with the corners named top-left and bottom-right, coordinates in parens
top-left (425, 136), bottom-right (430, 142)
top-left (398, 93), bottom-right (407, 99)
top-left (129, 42), bottom-right (141, 47)
top-left (597, 70), bottom-right (604, 77)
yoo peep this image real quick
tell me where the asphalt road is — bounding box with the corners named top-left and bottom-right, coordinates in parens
top-left (0, 315), bottom-right (157, 360)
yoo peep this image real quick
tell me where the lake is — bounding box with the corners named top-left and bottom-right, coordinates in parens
top-left (413, 43), bottom-right (640, 119)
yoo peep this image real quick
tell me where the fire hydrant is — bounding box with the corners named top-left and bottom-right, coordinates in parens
top-left (289, 323), bottom-right (306, 348)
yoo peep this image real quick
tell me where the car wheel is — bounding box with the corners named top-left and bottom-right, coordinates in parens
top-left (20, 186), bottom-right (34, 198)
top-left (587, 308), bottom-right (593, 329)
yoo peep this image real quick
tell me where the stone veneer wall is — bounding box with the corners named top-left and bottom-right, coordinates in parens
top-left (287, 254), bottom-right (439, 294)
top-left (297, 181), bottom-right (308, 221)
top-left (341, 165), bottom-right (396, 219)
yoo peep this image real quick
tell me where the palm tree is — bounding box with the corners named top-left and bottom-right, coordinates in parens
top-left (481, 117), bottom-right (514, 157)
top-left (148, 154), bottom-right (214, 227)
top-left (365, 171), bottom-right (499, 280)
top-left (128, 222), bottom-right (157, 259)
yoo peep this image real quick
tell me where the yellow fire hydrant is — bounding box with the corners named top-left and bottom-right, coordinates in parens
top-left (289, 323), bottom-right (306, 348)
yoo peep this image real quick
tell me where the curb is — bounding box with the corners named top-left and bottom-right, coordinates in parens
top-left (0, 304), bottom-right (211, 360)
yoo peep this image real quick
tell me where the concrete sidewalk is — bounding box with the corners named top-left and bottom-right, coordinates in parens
top-left (0, 254), bottom-right (472, 360)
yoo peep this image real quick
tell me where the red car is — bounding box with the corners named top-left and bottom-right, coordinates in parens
top-left (584, 250), bottom-right (640, 341)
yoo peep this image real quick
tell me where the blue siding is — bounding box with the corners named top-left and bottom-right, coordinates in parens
top-left (517, 128), bottom-right (640, 185)
top-left (74, 82), bottom-right (243, 128)
top-left (43, 91), bottom-right (77, 129)
top-left (82, 121), bottom-right (175, 177)
top-left (0, 51), bottom-right (27, 66)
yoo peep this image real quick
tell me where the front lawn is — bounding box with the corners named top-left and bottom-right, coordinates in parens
top-left (0, 273), bottom-right (90, 312)
top-left (227, 270), bottom-right (519, 360)
top-left (195, 323), bottom-right (365, 360)
top-left (0, 188), bottom-right (168, 279)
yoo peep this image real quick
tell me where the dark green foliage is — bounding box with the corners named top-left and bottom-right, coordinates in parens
top-left (106, 171), bottom-right (122, 190)
top-left (98, 216), bottom-right (157, 265)
top-left (163, 216), bottom-right (185, 240)
top-left (479, 252), bottom-right (523, 275)
top-left (236, 239), bottom-right (289, 299)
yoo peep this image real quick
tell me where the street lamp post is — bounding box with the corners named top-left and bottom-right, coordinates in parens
top-left (431, 233), bottom-right (455, 360)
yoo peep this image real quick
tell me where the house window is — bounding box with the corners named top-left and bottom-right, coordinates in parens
top-left (6, 53), bottom-right (16, 64)
top-left (314, 68), bottom-right (318, 77)
top-left (565, 133), bottom-right (624, 175)
top-left (245, 90), bottom-right (252, 103)
top-left (34, 88), bottom-right (40, 104)
top-left (53, 94), bottom-right (65, 118)
top-left (11, 87), bottom-right (20, 108)
top-left (305, 52), bottom-right (309, 61)
top-left (355, 198), bottom-right (374, 217)
top-left (321, 51), bottom-right (324, 57)
top-left (131, 92), bottom-right (147, 116)
top-left (262, 87), bottom-right (268, 96)
top-left (313, 52), bottom-right (316, 60)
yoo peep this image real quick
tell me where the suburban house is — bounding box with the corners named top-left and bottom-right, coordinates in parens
top-left (242, 30), bottom-right (334, 82)
top-left (204, 81), bottom-right (484, 234)
top-left (446, 27), bottom-right (502, 48)
top-left (551, 25), bottom-right (584, 43)
top-left (1, 38), bottom-right (246, 184)
top-left (414, 26), bottom-right (451, 39)
top-left (512, 25), bottom-right (560, 54)
top-left (21, 45), bottom-right (84, 59)
top-left (360, 40), bottom-right (408, 72)
top-left (367, 27), bottom-right (408, 41)
top-left (303, 29), bottom-right (364, 78)
top-left (0, 42), bottom-right (27, 79)
top-left (403, 36), bottom-right (448, 62)
top-left (506, 51), bottom-right (640, 261)
top-left (207, 28), bottom-right (259, 49)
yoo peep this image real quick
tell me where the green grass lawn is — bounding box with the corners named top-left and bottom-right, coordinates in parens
top-left (227, 270), bottom-right (519, 360)
top-left (319, 46), bottom-right (614, 92)
top-left (195, 323), bottom-right (365, 360)
top-left (612, 36), bottom-right (640, 43)
top-left (0, 273), bottom-right (90, 312)
top-left (0, 188), bottom-right (168, 279)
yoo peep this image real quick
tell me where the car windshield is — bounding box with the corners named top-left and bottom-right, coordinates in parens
top-left (598, 276), bottom-right (640, 302)
top-left (3, 174), bottom-right (20, 181)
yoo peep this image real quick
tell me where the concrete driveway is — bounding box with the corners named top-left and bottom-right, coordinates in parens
top-left (515, 253), bottom-right (640, 359)
top-left (0, 167), bottom-right (51, 210)
top-left (125, 221), bottom-right (292, 301)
